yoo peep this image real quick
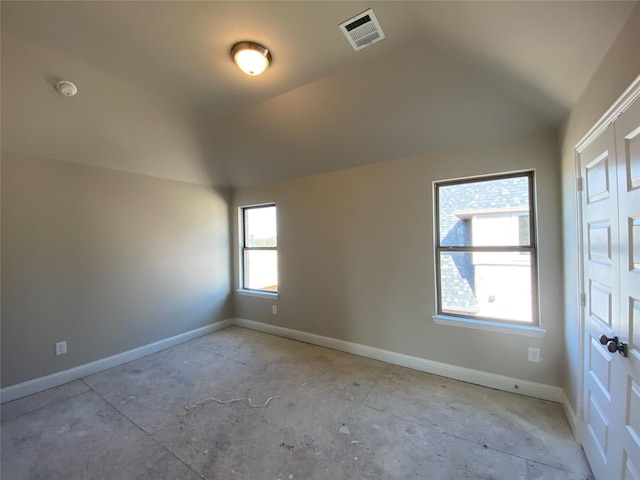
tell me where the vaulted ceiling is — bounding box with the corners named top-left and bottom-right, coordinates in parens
top-left (2, 1), bottom-right (637, 187)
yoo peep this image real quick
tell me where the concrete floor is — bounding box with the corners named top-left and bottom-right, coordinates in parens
top-left (1, 326), bottom-right (592, 479)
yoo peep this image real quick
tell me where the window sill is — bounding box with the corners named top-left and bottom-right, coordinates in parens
top-left (432, 315), bottom-right (547, 338)
top-left (236, 289), bottom-right (278, 299)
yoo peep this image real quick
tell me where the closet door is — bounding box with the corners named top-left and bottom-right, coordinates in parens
top-left (580, 123), bottom-right (621, 479)
top-left (581, 95), bottom-right (640, 480)
top-left (612, 96), bottom-right (640, 480)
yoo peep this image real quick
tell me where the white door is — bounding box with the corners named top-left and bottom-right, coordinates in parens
top-left (581, 97), bottom-right (640, 480)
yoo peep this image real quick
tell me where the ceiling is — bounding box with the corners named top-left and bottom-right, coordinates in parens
top-left (1, 1), bottom-right (637, 187)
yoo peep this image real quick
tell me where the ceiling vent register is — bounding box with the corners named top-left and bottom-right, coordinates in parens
top-left (339, 9), bottom-right (385, 51)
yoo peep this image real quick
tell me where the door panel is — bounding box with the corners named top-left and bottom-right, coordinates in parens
top-left (631, 219), bottom-right (640, 271)
top-left (588, 221), bottom-right (612, 264)
top-left (626, 379), bottom-right (640, 442)
top-left (581, 124), bottom-right (620, 479)
top-left (582, 94), bottom-right (640, 479)
top-left (615, 96), bottom-right (640, 480)
top-left (632, 298), bottom-right (640, 357)
top-left (589, 336), bottom-right (613, 399)
top-left (623, 450), bottom-right (640, 480)
top-left (587, 390), bottom-right (610, 461)
top-left (590, 280), bottom-right (614, 328)
top-left (586, 151), bottom-right (613, 203)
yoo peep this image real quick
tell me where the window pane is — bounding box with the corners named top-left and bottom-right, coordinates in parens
top-left (245, 206), bottom-right (277, 247)
top-left (439, 176), bottom-right (530, 247)
top-left (518, 215), bottom-right (530, 246)
top-left (439, 251), bottom-right (533, 323)
top-left (244, 250), bottom-right (278, 291)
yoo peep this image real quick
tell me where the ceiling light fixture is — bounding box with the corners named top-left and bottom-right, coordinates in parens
top-left (230, 41), bottom-right (272, 76)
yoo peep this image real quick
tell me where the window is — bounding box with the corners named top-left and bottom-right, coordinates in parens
top-left (434, 172), bottom-right (538, 324)
top-left (241, 204), bottom-right (277, 293)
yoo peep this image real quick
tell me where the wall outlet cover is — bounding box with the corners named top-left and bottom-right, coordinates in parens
top-left (528, 347), bottom-right (541, 363)
top-left (56, 341), bottom-right (67, 356)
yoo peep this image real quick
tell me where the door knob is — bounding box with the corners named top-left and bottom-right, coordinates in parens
top-left (599, 334), bottom-right (628, 357)
top-left (599, 334), bottom-right (616, 345)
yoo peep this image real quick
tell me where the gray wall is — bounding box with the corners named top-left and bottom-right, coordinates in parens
top-left (233, 130), bottom-right (564, 387)
top-left (1, 153), bottom-right (232, 387)
top-left (560, 4), bottom-right (640, 413)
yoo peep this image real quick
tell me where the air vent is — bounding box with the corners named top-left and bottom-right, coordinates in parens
top-left (339, 9), bottom-right (385, 51)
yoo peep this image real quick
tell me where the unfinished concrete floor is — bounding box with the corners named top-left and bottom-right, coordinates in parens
top-left (1, 326), bottom-right (592, 479)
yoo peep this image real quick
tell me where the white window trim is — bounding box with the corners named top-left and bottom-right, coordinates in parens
top-left (454, 206), bottom-right (529, 219)
top-left (433, 314), bottom-right (547, 338)
top-left (433, 170), bottom-right (539, 327)
top-left (239, 203), bottom-right (278, 294)
top-left (236, 289), bottom-right (278, 299)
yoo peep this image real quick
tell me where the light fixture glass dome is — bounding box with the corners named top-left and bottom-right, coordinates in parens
top-left (231, 42), bottom-right (272, 76)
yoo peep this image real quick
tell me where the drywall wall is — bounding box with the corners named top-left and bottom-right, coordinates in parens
top-left (233, 130), bottom-right (564, 386)
top-left (1, 153), bottom-right (232, 387)
top-left (560, 3), bottom-right (640, 415)
top-left (1, 33), bottom-right (227, 187)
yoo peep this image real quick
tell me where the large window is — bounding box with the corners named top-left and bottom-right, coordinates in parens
top-left (241, 204), bottom-right (277, 293)
top-left (434, 172), bottom-right (538, 324)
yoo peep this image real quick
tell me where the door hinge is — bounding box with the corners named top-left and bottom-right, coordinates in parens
top-left (580, 293), bottom-right (586, 308)
top-left (576, 177), bottom-right (583, 192)
top-left (580, 406), bottom-right (584, 421)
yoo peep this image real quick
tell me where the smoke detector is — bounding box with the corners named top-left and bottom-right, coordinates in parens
top-left (55, 81), bottom-right (78, 97)
top-left (339, 9), bottom-right (385, 51)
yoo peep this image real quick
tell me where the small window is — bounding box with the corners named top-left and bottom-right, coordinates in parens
top-left (241, 204), bottom-right (277, 293)
top-left (434, 172), bottom-right (538, 324)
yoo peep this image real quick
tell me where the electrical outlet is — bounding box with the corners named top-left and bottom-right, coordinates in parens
top-left (56, 341), bottom-right (67, 356)
top-left (272, 305), bottom-right (277, 315)
top-left (528, 347), bottom-right (541, 363)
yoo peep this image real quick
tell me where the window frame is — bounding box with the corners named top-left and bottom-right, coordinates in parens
top-left (434, 171), bottom-right (539, 326)
top-left (240, 203), bottom-right (278, 294)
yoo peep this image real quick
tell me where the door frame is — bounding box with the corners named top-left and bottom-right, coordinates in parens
top-left (573, 74), bottom-right (640, 445)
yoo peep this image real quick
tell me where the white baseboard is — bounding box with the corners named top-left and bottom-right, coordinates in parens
top-left (233, 318), bottom-right (564, 403)
top-left (0, 319), bottom-right (233, 404)
top-left (561, 389), bottom-right (584, 445)
top-left (1, 317), bottom-right (567, 408)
